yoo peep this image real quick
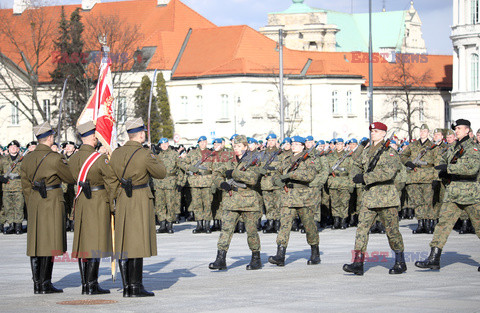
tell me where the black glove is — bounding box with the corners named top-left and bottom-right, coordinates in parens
top-left (352, 174), bottom-right (365, 184)
top-left (0, 176), bottom-right (8, 184)
top-left (225, 169), bottom-right (234, 179)
top-left (175, 185), bottom-right (183, 192)
top-left (438, 170), bottom-right (450, 180)
top-left (405, 161), bottom-right (417, 170)
top-left (220, 182), bottom-right (232, 192)
top-left (361, 139), bottom-right (370, 147)
top-left (434, 164), bottom-right (448, 172)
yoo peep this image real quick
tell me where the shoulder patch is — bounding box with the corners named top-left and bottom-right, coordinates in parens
top-left (389, 153), bottom-right (394, 156)
top-left (474, 148), bottom-right (478, 152)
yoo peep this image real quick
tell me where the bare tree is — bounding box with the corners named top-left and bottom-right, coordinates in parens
top-left (381, 54), bottom-right (433, 140)
top-left (0, 1), bottom-right (57, 126)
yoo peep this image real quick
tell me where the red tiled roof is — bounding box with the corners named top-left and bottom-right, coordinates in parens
top-left (0, 0), bottom-right (215, 82)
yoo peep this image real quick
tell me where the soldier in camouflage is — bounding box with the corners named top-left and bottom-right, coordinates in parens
top-left (431, 128), bottom-right (448, 234)
top-left (268, 136), bottom-right (321, 267)
top-left (209, 135), bottom-right (262, 271)
top-left (308, 140), bottom-right (329, 231)
top-left (416, 119), bottom-right (480, 272)
top-left (343, 122), bottom-right (406, 276)
top-left (0, 140), bottom-right (25, 234)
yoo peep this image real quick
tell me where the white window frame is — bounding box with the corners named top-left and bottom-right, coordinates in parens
top-left (181, 96), bottom-right (189, 118)
top-left (220, 94), bottom-right (229, 119)
top-left (332, 91), bottom-right (339, 115)
top-left (471, 53), bottom-right (479, 91)
top-left (346, 91), bottom-right (353, 114)
top-left (11, 101), bottom-right (19, 125)
top-left (43, 99), bottom-right (51, 122)
top-left (116, 96), bottom-right (127, 124)
top-left (472, 0), bottom-right (479, 24)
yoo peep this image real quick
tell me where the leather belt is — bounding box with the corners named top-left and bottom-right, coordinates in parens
top-left (132, 183), bottom-right (150, 190)
top-left (91, 185), bottom-right (105, 192)
top-left (46, 184), bottom-right (62, 191)
top-left (449, 175), bottom-right (477, 182)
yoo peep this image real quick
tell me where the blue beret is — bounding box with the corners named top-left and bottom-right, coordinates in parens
top-left (336, 138), bottom-right (344, 143)
top-left (318, 140), bottom-right (325, 145)
top-left (282, 137), bottom-right (292, 144)
top-left (212, 138), bottom-right (222, 144)
top-left (247, 137), bottom-right (257, 144)
top-left (350, 138), bottom-right (358, 144)
top-left (198, 136), bottom-right (207, 142)
top-left (158, 138), bottom-right (169, 144)
top-left (291, 136), bottom-right (305, 144)
top-left (330, 138), bottom-right (336, 144)
top-left (230, 134), bottom-right (238, 141)
top-left (390, 139), bottom-right (397, 145)
top-left (360, 137), bottom-right (369, 143)
top-left (266, 133), bottom-right (277, 140)
top-left (305, 135), bottom-right (314, 141)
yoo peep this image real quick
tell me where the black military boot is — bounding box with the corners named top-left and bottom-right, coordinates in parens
top-left (237, 221), bottom-right (246, 233)
top-left (332, 217), bottom-right (340, 229)
top-left (119, 259), bottom-right (130, 297)
top-left (210, 220), bottom-right (218, 232)
top-left (399, 208), bottom-right (407, 220)
top-left (204, 221), bottom-right (212, 234)
top-left (376, 221), bottom-right (386, 234)
top-left (412, 219), bottom-right (425, 234)
top-left (343, 250), bottom-right (365, 275)
top-left (246, 251), bottom-right (262, 270)
top-left (40, 257), bottom-right (63, 294)
top-left (263, 220), bottom-right (275, 233)
top-left (268, 245), bottom-right (286, 267)
top-left (369, 221), bottom-right (378, 234)
top-left (15, 223), bottom-right (22, 234)
top-left (30, 257), bottom-right (41, 294)
top-left (459, 219), bottom-right (468, 234)
top-left (389, 251), bottom-right (407, 274)
top-left (349, 214), bottom-right (358, 227)
top-left (192, 220), bottom-right (203, 234)
top-left (174, 214), bottom-right (180, 224)
top-left (0, 223), bottom-right (3, 233)
top-left (415, 247), bottom-right (442, 270)
top-left (218, 220), bottom-right (222, 231)
top-left (298, 219), bottom-right (305, 232)
top-left (186, 211), bottom-right (195, 221)
top-left (166, 222), bottom-right (174, 234)
top-left (85, 259), bottom-right (110, 295)
top-left (340, 218), bottom-right (348, 229)
top-left (426, 219), bottom-right (435, 234)
top-left (209, 250), bottom-right (227, 270)
top-left (307, 245), bottom-right (321, 265)
top-left (291, 218), bottom-right (299, 231)
top-left (4, 223), bottom-right (15, 234)
top-left (274, 220), bottom-right (281, 232)
top-left (129, 258), bottom-right (154, 297)
top-left (156, 221), bottom-right (167, 233)
top-left (70, 220), bottom-right (75, 232)
top-left (78, 259), bottom-right (87, 294)
top-left (407, 208), bottom-right (414, 219)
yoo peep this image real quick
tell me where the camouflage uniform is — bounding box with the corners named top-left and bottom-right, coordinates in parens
top-left (181, 148), bottom-right (214, 221)
top-left (401, 139), bottom-right (436, 220)
top-left (213, 153), bottom-right (262, 252)
top-left (352, 141), bottom-right (404, 253)
top-left (211, 149), bottom-right (234, 222)
top-left (309, 151), bottom-right (329, 223)
top-left (432, 142), bottom-right (449, 219)
top-left (1, 153), bottom-right (24, 224)
top-left (275, 153), bottom-right (319, 248)
top-left (430, 137), bottom-right (480, 249)
top-left (260, 147), bottom-right (282, 221)
top-left (153, 147), bottom-right (180, 223)
top-left (326, 150), bottom-right (354, 219)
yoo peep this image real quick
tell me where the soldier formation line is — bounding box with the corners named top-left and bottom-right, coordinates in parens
top-left (2, 117), bottom-right (480, 297)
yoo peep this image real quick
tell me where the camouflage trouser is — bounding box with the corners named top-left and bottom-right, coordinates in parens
top-left (276, 206), bottom-right (319, 248)
top-left (190, 187), bottom-right (213, 221)
top-left (262, 189), bottom-right (280, 220)
top-left (354, 205), bottom-right (404, 252)
top-left (355, 187), bottom-right (363, 215)
top-left (406, 183), bottom-right (434, 219)
top-left (430, 202), bottom-right (480, 249)
top-left (217, 210), bottom-right (260, 252)
top-left (432, 181), bottom-right (445, 219)
top-left (312, 186), bottom-right (322, 222)
top-left (3, 191), bottom-right (24, 224)
top-left (155, 187), bottom-right (176, 222)
top-left (211, 190), bottom-right (222, 220)
top-left (330, 189), bottom-right (350, 218)
top-left (321, 186), bottom-right (330, 209)
top-left (174, 188), bottom-right (182, 215)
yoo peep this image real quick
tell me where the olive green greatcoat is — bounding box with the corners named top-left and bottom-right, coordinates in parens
top-left (20, 144), bottom-right (75, 256)
top-left (109, 141), bottom-right (166, 259)
top-left (69, 144), bottom-right (117, 259)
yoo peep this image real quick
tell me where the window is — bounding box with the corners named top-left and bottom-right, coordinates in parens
top-left (181, 96), bottom-right (188, 118)
top-left (43, 99), bottom-right (51, 122)
top-left (116, 97), bottom-right (127, 124)
top-left (220, 94), bottom-right (229, 119)
top-left (364, 100), bottom-right (369, 120)
top-left (472, 0), bottom-right (479, 24)
top-left (332, 91), bottom-right (339, 115)
top-left (194, 95), bottom-right (203, 119)
top-left (346, 91), bottom-right (353, 114)
top-left (419, 101), bottom-right (425, 122)
top-left (471, 53), bottom-right (479, 91)
top-left (11, 101), bottom-right (19, 125)
top-left (393, 101), bottom-right (398, 122)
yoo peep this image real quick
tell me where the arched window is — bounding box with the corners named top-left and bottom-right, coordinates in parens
top-left (471, 53), bottom-right (479, 91)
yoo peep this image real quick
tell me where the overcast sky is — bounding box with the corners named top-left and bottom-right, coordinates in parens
top-left (0, 0), bottom-right (453, 54)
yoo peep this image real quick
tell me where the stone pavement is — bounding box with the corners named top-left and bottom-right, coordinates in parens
top-left (0, 220), bottom-right (479, 312)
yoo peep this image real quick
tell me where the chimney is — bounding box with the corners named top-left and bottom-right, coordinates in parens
top-left (13, 0), bottom-right (30, 15)
top-left (82, 0), bottom-right (101, 11)
top-left (157, 0), bottom-right (171, 6)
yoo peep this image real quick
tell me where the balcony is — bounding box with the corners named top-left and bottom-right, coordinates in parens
top-left (451, 24), bottom-right (480, 39)
top-left (450, 91), bottom-right (480, 105)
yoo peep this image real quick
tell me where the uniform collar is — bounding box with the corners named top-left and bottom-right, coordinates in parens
top-left (124, 141), bottom-right (143, 147)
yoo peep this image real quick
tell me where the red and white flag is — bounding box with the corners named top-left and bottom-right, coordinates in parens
top-left (78, 58), bottom-right (117, 154)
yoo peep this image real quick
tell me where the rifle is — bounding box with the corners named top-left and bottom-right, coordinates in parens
top-left (283, 145), bottom-right (316, 192)
top-left (366, 132), bottom-right (395, 173)
top-left (186, 150), bottom-right (212, 175)
top-left (147, 69), bottom-right (158, 147)
top-left (55, 76), bottom-right (69, 144)
top-left (3, 149), bottom-right (29, 180)
top-left (408, 140), bottom-right (440, 170)
top-left (225, 151), bottom-right (259, 196)
top-left (331, 150), bottom-right (354, 177)
top-left (262, 149), bottom-right (281, 171)
top-left (450, 145), bottom-right (465, 164)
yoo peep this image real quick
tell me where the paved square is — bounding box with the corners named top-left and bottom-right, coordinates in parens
top-left (0, 220), bottom-right (479, 312)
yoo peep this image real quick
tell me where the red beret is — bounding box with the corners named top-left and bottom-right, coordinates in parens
top-left (369, 122), bottom-right (388, 132)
